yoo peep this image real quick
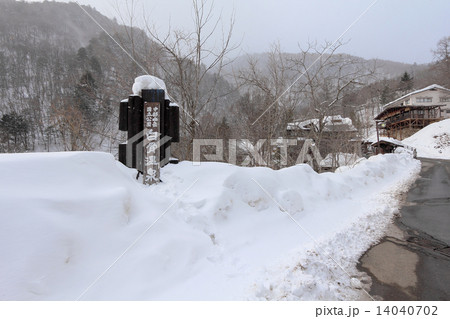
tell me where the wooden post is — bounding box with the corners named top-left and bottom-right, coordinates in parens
top-left (119, 100), bottom-right (128, 131)
top-left (375, 120), bottom-right (380, 155)
top-left (143, 101), bottom-right (160, 185)
top-left (168, 103), bottom-right (180, 143)
top-left (118, 99), bottom-right (129, 167)
top-left (128, 95), bottom-right (143, 169)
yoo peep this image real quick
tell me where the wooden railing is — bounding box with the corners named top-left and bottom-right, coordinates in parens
top-left (385, 110), bottom-right (441, 126)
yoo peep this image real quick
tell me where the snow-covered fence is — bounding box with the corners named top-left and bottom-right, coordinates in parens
top-left (118, 76), bottom-right (179, 185)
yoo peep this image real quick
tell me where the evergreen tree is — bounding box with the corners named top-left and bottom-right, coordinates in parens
top-left (89, 56), bottom-right (102, 75)
top-left (216, 116), bottom-right (231, 139)
top-left (399, 71), bottom-right (413, 93)
top-left (0, 112), bottom-right (29, 151)
top-left (0, 52), bottom-right (7, 90)
top-left (76, 47), bottom-right (89, 70)
top-left (74, 71), bottom-right (97, 120)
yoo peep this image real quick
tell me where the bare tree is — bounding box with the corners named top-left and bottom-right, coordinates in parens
top-left (432, 36), bottom-right (450, 87)
top-left (144, 0), bottom-right (237, 160)
top-left (112, 0), bottom-right (163, 78)
top-left (288, 41), bottom-right (375, 164)
top-left (235, 40), bottom-right (375, 169)
top-left (235, 43), bottom-right (302, 167)
top-left (50, 102), bottom-right (94, 151)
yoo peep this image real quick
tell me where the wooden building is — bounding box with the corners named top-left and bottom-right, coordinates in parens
top-left (287, 115), bottom-right (361, 168)
top-left (374, 84), bottom-right (448, 140)
top-left (375, 104), bottom-right (443, 139)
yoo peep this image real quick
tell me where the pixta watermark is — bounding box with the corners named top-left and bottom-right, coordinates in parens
top-left (192, 138), bottom-right (322, 167)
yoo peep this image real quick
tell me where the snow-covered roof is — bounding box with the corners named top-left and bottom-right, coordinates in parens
top-left (365, 134), bottom-right (403, 145)
top-left (287, 118), bottom-right (317, 131)
top-left (382, 84), bottom-right (450, 109)
top-left (370, 136), bottom-right (404, 147)
top-left (287, 115), bottom-right (356, 132)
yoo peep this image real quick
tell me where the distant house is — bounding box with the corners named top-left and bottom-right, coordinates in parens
top-left (287, 115), bottom-right (358, 139)
top-left (369, 137), bottom-right (416, 157)
top-left (287, 115), bottom-right (361, 169)
top-left (374, 84), bottom-right (449, 140)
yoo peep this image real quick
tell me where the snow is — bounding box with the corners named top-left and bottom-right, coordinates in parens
top-left (132, 75), bottom-right (167, 97)
top-left (0, 151), bottom-right (420, 300)
top-left (402, 119), bottom-right (450, 159)
top-left (376, 137), bottom-right (403, 146)
top-left (287, 115), bottom-right (356, 132)
top-left (366, 136), bottom-right (404, 147)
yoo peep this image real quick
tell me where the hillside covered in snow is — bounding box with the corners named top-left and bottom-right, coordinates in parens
top-left (403, 119), bottom-right (450, 159)
top-left (0, 152), bottom-right (420, 300)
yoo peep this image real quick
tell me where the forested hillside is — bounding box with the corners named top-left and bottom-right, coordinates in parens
top-left (0, 0), bottom-right (133, 153)
top-left (0, 0), bottom-right (447, 165)
top-left (0, 0), bottom-right (236, 157)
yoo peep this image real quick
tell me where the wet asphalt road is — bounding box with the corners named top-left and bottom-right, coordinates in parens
top-left (359, 158), bottom-right (450, 301)
top-left (401, 159), bottom-right (450, 244)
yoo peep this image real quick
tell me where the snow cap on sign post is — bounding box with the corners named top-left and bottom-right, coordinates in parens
top-left (132, 75), bottom-right (167, 98)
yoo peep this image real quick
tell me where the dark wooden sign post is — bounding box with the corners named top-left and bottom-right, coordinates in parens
top-left (118, 88), bottom-right (179, 185)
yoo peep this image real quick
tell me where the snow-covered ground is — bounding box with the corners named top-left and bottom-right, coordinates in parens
top-left (402, 119), bottom-right (450, 159)
top-left (0, 151), bottom-right (420, 300)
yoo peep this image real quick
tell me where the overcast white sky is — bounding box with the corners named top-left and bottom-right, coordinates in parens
top-left (29, 0), bottom-right (450, 64)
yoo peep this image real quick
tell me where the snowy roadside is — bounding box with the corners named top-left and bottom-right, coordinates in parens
top-left (250, 159), bottom-right (421, 300)
top-left (0, 152), bottom-right (420, 300)
top-left (402, 119), bottom-right (450, 160)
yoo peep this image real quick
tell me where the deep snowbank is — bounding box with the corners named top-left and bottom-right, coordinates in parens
top-left (0, 152), bottom-right (420, 300)
top-left (402, 119), bottom-right (450, 159)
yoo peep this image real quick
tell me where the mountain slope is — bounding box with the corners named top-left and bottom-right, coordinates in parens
top-left (0, 0), bottom-right (117, 48)
top-left (225, 51), bottom-right (427, 82)
top-left (0, 0), bottom-right (149, 154)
